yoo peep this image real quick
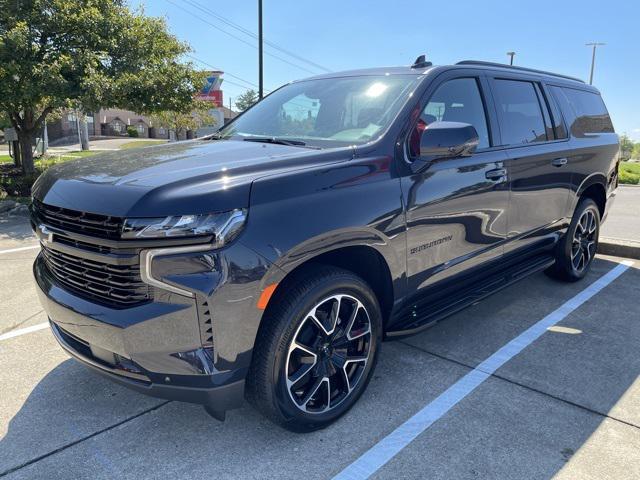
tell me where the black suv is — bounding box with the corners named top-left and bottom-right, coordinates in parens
top-left (31, 58), bottom-right (619, 431)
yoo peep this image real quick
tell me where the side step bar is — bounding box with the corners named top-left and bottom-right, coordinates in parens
top-left (386, 254), bottom-right (555, 338)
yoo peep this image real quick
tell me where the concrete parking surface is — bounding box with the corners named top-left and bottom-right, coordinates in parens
top-left (601, 185), bottom-right (640, 241)
top-left (1, 217), bottom-right (639, 479)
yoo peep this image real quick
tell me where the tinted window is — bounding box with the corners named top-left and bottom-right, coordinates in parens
top-left (493, 79), bottom-right (548, 145)
top-left (545, 87), bottom-right (568, 139)
top-left (556, 87), bottom-right (614, 135)
top-left (420, 78), bottom-right (490, 149)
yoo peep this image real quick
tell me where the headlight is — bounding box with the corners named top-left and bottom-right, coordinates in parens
top-left (122, 209), bottom-right (247, 245)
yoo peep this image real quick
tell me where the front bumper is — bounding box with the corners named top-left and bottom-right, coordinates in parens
top-left (33, 243), bottom-right (274, 411)
top-left (49, 319), bottom-right (244, 409)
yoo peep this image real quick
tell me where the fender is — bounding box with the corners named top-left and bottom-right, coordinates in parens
top-left (569, 171), bottom-right (608, 213)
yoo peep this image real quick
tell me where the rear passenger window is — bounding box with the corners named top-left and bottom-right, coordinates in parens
top-left (492, 79), bottom-right (549, 145)
top-left (553, 86), bottom-right (614, 136)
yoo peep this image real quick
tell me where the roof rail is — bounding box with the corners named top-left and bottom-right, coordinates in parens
top-left (455, 60), bottom-right (585, 83)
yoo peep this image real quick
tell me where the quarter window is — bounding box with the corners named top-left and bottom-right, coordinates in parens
top-left (492, 79), bottom-right (548, 145)
top-left (553, 86), bottom-right (614, 135)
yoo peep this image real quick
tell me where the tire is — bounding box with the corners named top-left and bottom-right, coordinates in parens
top-left (546, 198), bottom-right (600, 282)
top-left (246, 266), bottom-right (382, 432)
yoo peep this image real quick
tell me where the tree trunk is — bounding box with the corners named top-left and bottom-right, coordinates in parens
top-left (18, 130), bottom-right (35, 175)
top-left (78, 113), bottom-right (90, 150)
top-left (11, 140), bottom-right (21, 169)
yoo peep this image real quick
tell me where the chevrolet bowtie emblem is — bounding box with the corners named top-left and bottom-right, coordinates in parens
top-left (38, 224), bottom-right (54, 244)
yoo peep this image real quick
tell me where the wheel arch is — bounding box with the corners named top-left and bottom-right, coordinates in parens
top-left (257, 239), bottom-right (399, 334)
top-left (576, 174), bottom-right (607, 218)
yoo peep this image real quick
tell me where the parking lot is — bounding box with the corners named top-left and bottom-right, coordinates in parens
top-left (1, 214), bottom-right (639, 479)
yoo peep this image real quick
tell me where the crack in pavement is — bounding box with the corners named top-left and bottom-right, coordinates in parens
top-left (0, 310), bottom-right (45, 336)
top-left (0, 401), bottom-right (172, 478)
top-left (398, 340), bottom-right (640, 432)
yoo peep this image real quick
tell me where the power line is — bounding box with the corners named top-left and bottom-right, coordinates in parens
top-left (184, 53), bottom-right (262, 90)
top-left (183, 0), bottom-right (332, 73)
top-left (164, 0), bottom-right (320, 75)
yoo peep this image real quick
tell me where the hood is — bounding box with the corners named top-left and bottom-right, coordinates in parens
top-left (33, 139), bottom-right (350, 217)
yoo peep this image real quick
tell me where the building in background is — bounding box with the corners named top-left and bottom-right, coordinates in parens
top-left (47, 71), bottom-right (236, 144)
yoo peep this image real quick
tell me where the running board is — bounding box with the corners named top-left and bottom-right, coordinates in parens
top-left (386, 254), bottom-right (556, 338)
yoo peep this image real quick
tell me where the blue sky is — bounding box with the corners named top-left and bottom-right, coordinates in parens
top-left (136, 0), bottom-right (639, 140)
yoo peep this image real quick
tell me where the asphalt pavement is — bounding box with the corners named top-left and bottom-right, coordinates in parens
top-left (1, 214), bottom-right (639, 479)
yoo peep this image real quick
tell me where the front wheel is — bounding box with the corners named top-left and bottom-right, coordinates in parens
top-left (546, 198), bottom-right (600, 282)
top-left (246, 267), bottom-right (382, 432)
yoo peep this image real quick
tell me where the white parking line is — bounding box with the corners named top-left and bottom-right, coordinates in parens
top-left (334, 260), bottom-right (634, 480)
top-left (0, 245), bottom-right (40, 255)
top-left (0, 322), bottom-right (49, 341)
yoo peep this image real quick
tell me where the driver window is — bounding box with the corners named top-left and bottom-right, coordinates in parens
top-left (409, 78), bottom-right (490, 157)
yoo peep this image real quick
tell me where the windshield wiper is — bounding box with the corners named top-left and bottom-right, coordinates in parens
top-left (242, 137), bottom-right (312, 147)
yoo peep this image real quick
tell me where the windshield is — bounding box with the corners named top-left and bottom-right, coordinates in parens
top-left (219, 75), bottom-right (421, 148)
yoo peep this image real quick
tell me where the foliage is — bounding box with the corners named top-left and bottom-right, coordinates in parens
top-left (632, 143), bottom-right (640, 160)
top-left (619, 161), bottom-right (640, 185)
top-left (127, 126), bottom-right (139, 138)
top-left (0, 0), bottom-right (204, 173)
top-left (150, 100), bottom-right (215, 138)
top-left (619, 135), bottom-right (635, 161)
top-left (235, 89), bottom-right (259, 112)
top-left (0, 149), bottom-right (99, 196)
top-left (0, 112), bottom-right (11, 130)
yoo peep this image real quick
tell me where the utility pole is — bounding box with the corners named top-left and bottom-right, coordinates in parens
top-left (586, 42), bottom-right (605, 85)
top-left (507, 51), bottom-right (515, 65)
top-left (258, 0), bottom-right (264, 99)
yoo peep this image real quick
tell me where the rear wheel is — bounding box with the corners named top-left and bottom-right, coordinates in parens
top-left (546, 198), bottom-right (600, 282)
top-left (246, 267), bottom-right (382, 432)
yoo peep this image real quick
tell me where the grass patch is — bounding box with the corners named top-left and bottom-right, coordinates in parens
top-left (119, 140), bottom-right (167, 150)
top-left (0, 154), bottom-right (13, 163)
top-left (619, 161), bottom-right (640, 185)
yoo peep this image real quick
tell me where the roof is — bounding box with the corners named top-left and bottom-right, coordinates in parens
top-left (294, 61), bottom-right (592, 90)
top-left (295, 65), bottom-right (435, 82)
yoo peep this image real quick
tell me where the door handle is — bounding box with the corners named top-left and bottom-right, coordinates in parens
top-left (485, 168), bottom-right (507, 181)
top-left (552, 157), bottom-right (568, 167)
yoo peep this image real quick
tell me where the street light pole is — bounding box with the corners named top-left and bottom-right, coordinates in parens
top-left (258, 0), bottom-right (264, 99)
top-left (586, 42), bottom-right (605, 85)
top-left (507, 51), bottom-right (515, 65)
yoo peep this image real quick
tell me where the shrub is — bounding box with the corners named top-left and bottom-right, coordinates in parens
top-left (619, 161), bottom-right (640, 185)
top-left (127, 126), bottom-right (139, 137)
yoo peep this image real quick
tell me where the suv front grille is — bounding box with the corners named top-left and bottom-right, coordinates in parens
top-left (41, 245), bottom-right (151, 307)
top-left (32, 199), bottom-right (123, 240)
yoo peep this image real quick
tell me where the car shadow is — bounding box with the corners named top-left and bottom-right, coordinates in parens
top-left (1, 258), bottom-right (638, 479)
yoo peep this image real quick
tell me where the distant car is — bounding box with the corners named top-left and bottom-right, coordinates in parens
top-left (31, 57), bottom-right (619, 431)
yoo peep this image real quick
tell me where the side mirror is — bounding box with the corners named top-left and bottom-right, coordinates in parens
top-left (417, 121), bottom-right (479, 167)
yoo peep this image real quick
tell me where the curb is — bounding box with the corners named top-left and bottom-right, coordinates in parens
top-left (598, 237), bottom-right (640, 260)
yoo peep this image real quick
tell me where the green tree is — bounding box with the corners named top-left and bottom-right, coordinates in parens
top-left (151, 100), bottom-right (215, 140)
top-left (620, 135), bottom-right (634, 161)
top-left (632, 142), bottom-right (640, 161)
top-left (235, 89), bottom-right (259, 112)
top-left (0, 1), bottom-right (204, 174)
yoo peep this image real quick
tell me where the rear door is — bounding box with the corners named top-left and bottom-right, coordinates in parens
top-left (402, 71), bottom-right (509, 294)
top-left (488, 75), bottom-right (573, 255)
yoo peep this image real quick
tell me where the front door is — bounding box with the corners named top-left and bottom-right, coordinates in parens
top-left (402, 75), bottom-right (509, 294)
